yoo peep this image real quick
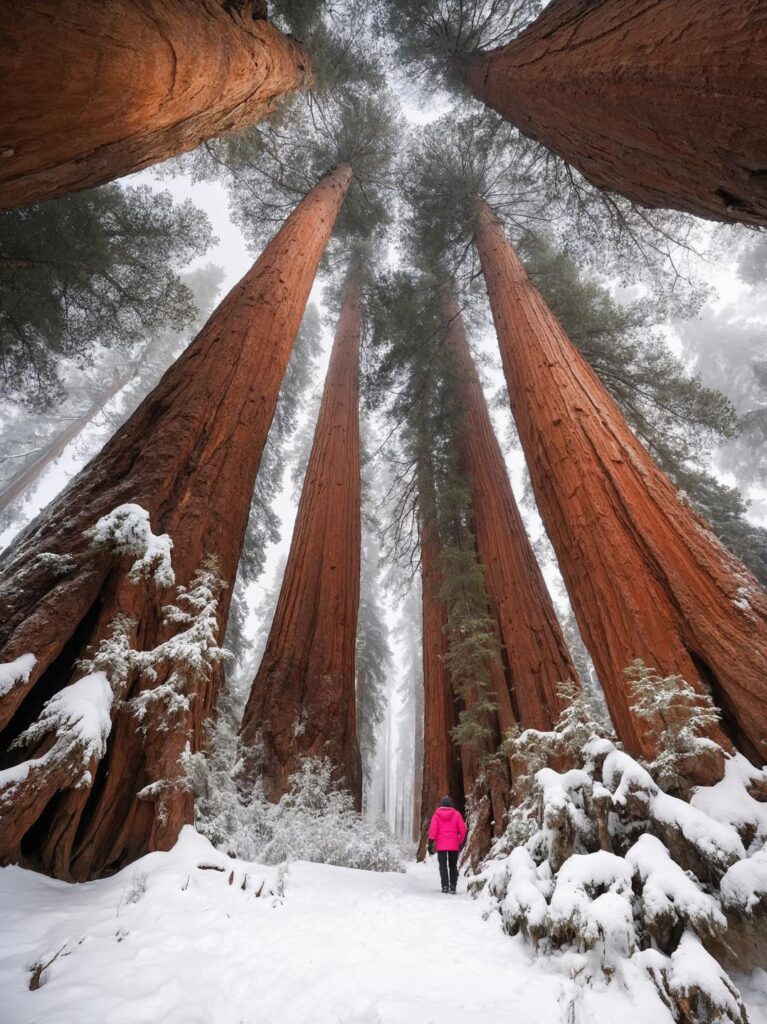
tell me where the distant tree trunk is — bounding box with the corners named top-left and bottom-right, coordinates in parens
top-left (473, 195), bottom-right (767, 765)
top-left (441, 288), bottom-right (577, 731)
top-left (240, 271), bottom-right (363, 809)
top-left (0, 367), bottom-right (139, 516)
top-left (412, 663), bottom-right (424, 843)
top-left (0, 0), bottom-right (312, 209)
top-left (0, 164), bottom-right (351, 879)
top-left (463, 0), bottom-right (767, 226)
top-left (416, 473), bottom-right (464, 861)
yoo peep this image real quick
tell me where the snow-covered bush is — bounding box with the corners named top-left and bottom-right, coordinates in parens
top-left (0, 671), bottom-right (114, 810)
top-left (260, 759), bottom-right (404, 871)
top-left (189, 736), bottom-right (405, 873)
top-left (625, 659), bottom-right (724, 796)
top-left (474, 681), bottom-right (767, 1023)
top-left (86, 502), bottom-right (174, 588)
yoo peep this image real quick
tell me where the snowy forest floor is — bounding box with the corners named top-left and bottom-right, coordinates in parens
top-left (2, 828), bottom-right (766, 1024)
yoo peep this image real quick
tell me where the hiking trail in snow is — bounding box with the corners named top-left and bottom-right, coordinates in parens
top-left (1, 828), bottom-right (766, 1024)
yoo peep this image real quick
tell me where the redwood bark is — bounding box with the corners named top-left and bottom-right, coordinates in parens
top-left (415, 482), bottom-right (464, 860)
top-left (474, 197), bottom-right (767, 764)
top-left (463, 0), bottom-right (767, 226)
top-left (0, 1), bottom-right (312, 209)
top-left (0, 164), bottom-right (351, 878)
top-left (442, 290), bottom-right (577, 732)
top-left (240, 272), bottom-right (363, 809)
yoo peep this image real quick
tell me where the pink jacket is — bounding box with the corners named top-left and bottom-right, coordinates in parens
top-left (429, 806), bottom-right (467, 851)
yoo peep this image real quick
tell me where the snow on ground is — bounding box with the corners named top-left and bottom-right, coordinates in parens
top-left (1, 827), bottom-right (765, 1024)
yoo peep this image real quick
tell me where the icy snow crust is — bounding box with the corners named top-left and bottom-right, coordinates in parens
top-left (0, 652), bottom-right (36, 698)
top-left (5, 826), bottom-right (763, 1024)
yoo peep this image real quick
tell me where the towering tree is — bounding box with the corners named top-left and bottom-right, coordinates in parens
top-left (473, 198), bottom-right (767, 765)
top-left (440, 286), bottom-right (577, 731)
top-left (240, 269), bottom-right (364, 806)
top-left (0, 0), bottom-right (312, 209)
top-left (0, 164), bottom-right (351, 879)
top-left (415, 468), bottom-right (464, 859)
top-left (386, 0), bottom-right (767, 225)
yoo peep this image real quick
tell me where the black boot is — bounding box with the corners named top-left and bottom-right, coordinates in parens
top-left (441, 885), bottom-right (449, 893)
top-left (449, 885), bottom-right (457, 894)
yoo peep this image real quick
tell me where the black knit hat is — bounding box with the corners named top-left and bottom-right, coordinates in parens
top-left (440, 796), bottom-right (453, 807)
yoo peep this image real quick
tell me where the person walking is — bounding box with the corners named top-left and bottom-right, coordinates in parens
top-left (427, 796), bottom-right (467, 893)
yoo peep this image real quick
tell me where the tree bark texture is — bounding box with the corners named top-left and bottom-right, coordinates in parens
top-left (240, 272), bottom-right (363, 809)
top-left (441, 290), bottom-right (578, 732)
top-left (415, 491), bottom-right (464, 861)
top-left (0, 165), bottom-right (351, 878)
top-left (0, 0), bottom-right (312, 209)
top-left (464, 0), bottom-right (767, 226)
top-left (474, 197), bottom-right (767, 765)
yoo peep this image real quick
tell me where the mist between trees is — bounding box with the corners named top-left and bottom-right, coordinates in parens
top-left (1, 3), bottom-right (767, 1019)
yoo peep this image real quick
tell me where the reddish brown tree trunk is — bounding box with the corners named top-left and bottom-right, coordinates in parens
top-left (463, 0), bottom-right (767, 226)
top-left (0, 1), bottom-right (312, 209)
top-left (412, 662), bottom-right (424, 843)
top-left (416, 479), bottom-right (464, 861)
top-left (441, 289), bottom-right (577, 732)
top-left (240, 272), bottom-right (363, 809)
top-left (458, 686), bottom-right (511, 870)
top-left (0, 165), bottom-right (351, 879)
top-left (473, 196), bottom-right (767, 764)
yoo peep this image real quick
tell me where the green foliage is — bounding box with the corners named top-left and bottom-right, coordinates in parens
top-left (378, 0), bottom-right (540, 95)
top-left (0, 184), bottom-right (214, 408)
top-left (626, 659), bottom-right (723, 794)
top-left (404, 109), bottom-right (706, 306)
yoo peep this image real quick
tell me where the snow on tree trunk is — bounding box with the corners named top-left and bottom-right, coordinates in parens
top-left (0, 0), bottom-right (312, 209)
top-left (416, 477), bottom-right (464, 860)
top-left (462, 0), bottom-right (767, 226)
top-left (441, 288), bottom-right (577, 732)
top-left (473, 196), bottom-right (767, 768)
top-left (240, 272), bottom-right (363, 809)
top-left (0, 165), bottom-right (351, 879)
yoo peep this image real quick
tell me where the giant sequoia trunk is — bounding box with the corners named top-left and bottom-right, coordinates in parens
top-left (463, 0), bottom-right (767, 226)
top-left (240, 272), bottom-right (363, 809)
top-left (0, 165), bottom-right (351, 879)
top-left (416, 478), bottom-right (464, 861)
top-left (441, 289), bottom-right (577, 732)
top-left (0, 0), bottom-right (311, 209)
top-left (473, 196), bottom-right (767, 765)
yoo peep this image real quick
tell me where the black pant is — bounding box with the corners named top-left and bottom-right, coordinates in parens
top-left (437, 850), bottom-right (459, 890)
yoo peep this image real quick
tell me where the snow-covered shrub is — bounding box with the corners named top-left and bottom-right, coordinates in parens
top-left (626, 659), bottom-right (724, 796)
top-left (86, 502), bottom-right (174, 588)
top-left (0, 671), bottom-right (113, 807)
top-left (128, 557), bottom-right (227, 732)
top-left (474, 681), bottom-right (767, 1023)
top-left (189, 739), bottom-right (405, 873)
top-left (260, 759), bottom-right (404, 872)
